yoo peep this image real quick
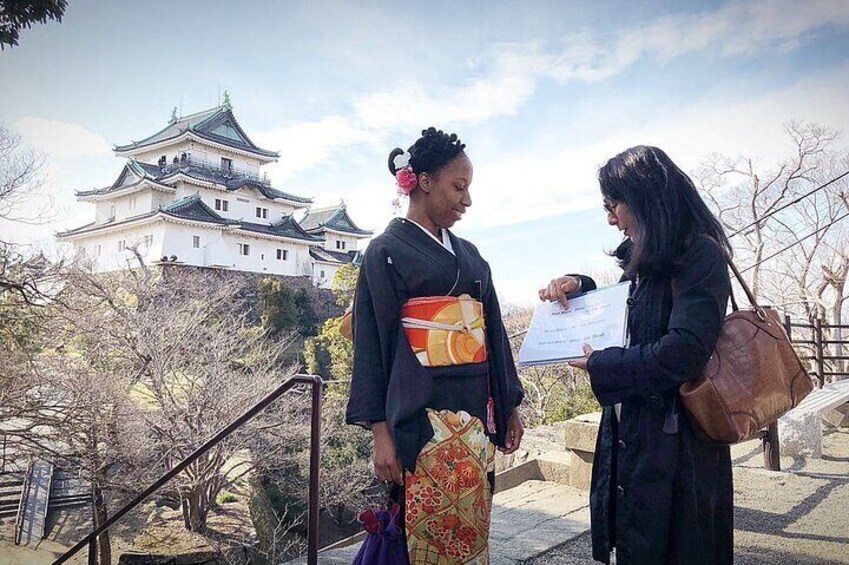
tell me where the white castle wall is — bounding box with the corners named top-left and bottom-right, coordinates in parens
top-left (75, 222), bottom-right (164, 271)
top-left (322, 231), bottom-right (360, 252)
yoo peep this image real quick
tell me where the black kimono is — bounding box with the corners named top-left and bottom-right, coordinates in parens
top-left (585, 236), bottom-right (733, 565)
top-left (346, 217), bottom-right (524, 471)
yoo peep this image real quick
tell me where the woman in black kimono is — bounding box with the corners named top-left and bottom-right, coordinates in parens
top-left (540, 146), bottom-right (733, 565)
top-left (347, 127), bottom-right (525, 563)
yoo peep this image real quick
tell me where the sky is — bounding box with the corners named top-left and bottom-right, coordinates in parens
top-left (1, 0), bottom-right (849, 305)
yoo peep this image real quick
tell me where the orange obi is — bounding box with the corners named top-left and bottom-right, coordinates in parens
top-left (401, 294), bottom-right (488, 367)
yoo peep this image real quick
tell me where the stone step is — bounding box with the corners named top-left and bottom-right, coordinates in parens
top-left (287, 480), bottom-right (590, 564)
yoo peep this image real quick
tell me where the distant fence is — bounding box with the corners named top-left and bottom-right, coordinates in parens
top-left (784, 315), bottom-right (849, 387)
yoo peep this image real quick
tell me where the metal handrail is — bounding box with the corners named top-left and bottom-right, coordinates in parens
top-left (14, 458), bottom-right (34, 546)
top-left (53, 374), bottom-right (323, 565)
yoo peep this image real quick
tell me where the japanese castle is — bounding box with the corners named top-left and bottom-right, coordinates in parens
top-left (57, 100), bottom-right (371, 288)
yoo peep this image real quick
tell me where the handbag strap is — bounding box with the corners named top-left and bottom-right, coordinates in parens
top-left (725, 256), bottom-right (759, 308)
top-left (672, 241), bottom-right (762, 316)
top-left (724, 254), bottom-right (769, 321)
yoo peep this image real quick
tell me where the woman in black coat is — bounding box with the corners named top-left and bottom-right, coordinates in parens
top-left (540, 146), bottom-right (733, 565)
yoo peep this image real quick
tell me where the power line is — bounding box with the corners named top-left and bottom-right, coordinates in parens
top-left (728, 170), bottom-right (849, 239)
top-left (740, 210), bottom-right (849, 274)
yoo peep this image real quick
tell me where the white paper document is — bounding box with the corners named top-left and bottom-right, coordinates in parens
top-left (518, 282), bottom-right (631, 366)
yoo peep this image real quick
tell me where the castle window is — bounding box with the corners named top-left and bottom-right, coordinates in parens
top-left (336, 240), bottom-right (346, 250)
top-left (256, 207), bottom-right (268, 219)
top-left (129, 197), bottom-right (137, 210)
top-left (238, 243), bottom-right (250, 256)
top-left (117, 240), bottom-right (125, 252)
top-left (192, 235), bottom-right (200, 248)
top-left (221, 157), bottom-right (233, 173)
top-left (215, 199), bottom-right (229, 212)
top-left (143, 235), bottom-right (153, 247)
top-left (94, 244), bottom-right (101, 257)
top-left (277, 249), bottom-right (288, 261)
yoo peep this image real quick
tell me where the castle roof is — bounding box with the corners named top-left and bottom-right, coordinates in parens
top-left (113, 105), bottom-right (279, 160)
top-left (78, 160), bottom-right (312, 205)
top-left (58, 194), bottom-right (321, 244)
top-left (300, 202), bottom-right (373, 236)
top-left (309, 246), bottom-right (361, 265)
top-left (159, 194), bottom-right (229, 225)
top-left (239, 215), bottom-right (323, 242)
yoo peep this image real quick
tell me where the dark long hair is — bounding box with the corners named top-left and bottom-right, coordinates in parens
top-left (387, 127), bottom-right (466, 178)
top-left (599, 145), bottom-right (731, 276)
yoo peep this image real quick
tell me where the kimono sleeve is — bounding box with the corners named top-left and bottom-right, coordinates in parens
top-left (345, 243), bottom-right (405, 427)
top-left (482, 265), bottom-right (525, 410)
top-left (587, 238), bottom-right (730, 406)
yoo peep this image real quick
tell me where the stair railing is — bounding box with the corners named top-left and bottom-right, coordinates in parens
top-left (53, 374), bottom-right (323, 565)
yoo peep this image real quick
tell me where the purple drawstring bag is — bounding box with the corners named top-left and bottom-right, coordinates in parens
top-left (351, 502), bottom-right (409, 565)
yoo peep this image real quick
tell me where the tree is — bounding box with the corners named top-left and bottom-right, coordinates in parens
top-left (100, 264), bottom-right (298, 533)
top-left (0, 124), bottom-right (65, 474)
top-left (300, 262), bottom-right (377, 531)
top-left (258, 279), bottom-right (318, 337)
top-left (0, 0), bottom-right (68, 50)
top-left (696, 121), bottom-right (849, 380)
top-left (30, 260), bottom-right (303, 547)
top-left (258, 277), bottom-right (299, 336)
top-left (303, 264), bottom-right (357, 383)
top-left (330, 262), bottom-right (358, 307)
top-left (293, 288), bottom-right (318, 337)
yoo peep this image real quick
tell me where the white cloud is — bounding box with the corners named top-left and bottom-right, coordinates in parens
top-left (254, 1), bottom-right (849, 190)
top-left (463, 63), bottom-right (849, 230)
top-left (353, 44), bottom-right (541, 130)
top-left (547, 0), bottom-right (849, 83)
top-left (253, 116), bottom-right (377, 181)
top-left (354, 0), bottom-right (849, 133)
top-left (14, 117), bottom-right (111, 159)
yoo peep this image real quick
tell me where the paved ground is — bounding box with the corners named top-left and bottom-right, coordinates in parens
top-left (4, 429), bottom-right (847, 564)
top-left (527, 428), bottom-right (849, 565)
top-left (291, 480), bottom-right (591, 564)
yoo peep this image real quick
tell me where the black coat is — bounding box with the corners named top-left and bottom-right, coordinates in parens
top-left (585, 236), bottom-right (733, 565)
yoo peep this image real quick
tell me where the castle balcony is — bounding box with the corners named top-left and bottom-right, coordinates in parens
top-left (156, 154), bottom-right (270, 185)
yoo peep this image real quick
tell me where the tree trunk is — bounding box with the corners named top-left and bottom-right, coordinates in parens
top-left (91, 482), bottom-right (111, 565)
top-left (181, 487), bottom-right (209, 532)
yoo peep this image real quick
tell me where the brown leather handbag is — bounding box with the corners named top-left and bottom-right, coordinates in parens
top-left (679, 258), bottom-right (814, 444)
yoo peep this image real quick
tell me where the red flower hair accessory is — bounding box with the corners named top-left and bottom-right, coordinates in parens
top-left (395, 166), bottom-right (417, 195)
top-left (393, 151), bottom-right (417, 195)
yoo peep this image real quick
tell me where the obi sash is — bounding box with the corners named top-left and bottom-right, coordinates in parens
top-left (400, 294), bottom-right (488, 367)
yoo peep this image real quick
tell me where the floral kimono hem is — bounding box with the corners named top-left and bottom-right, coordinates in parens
top-left (404, 409), bottom-right (496, 564)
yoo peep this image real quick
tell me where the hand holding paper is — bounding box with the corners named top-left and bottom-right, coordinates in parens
top-left (518, 282), bottom-right (630, 366)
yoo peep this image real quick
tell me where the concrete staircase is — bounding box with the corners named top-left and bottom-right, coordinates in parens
top-left (284, 415), bottom-right (604, 564)
top-left (292, 479), bottom-right (589, 564)
top-left (16, 460), bottom-right (53, 546)
top-left (0, 472), bottom-right (24, 519)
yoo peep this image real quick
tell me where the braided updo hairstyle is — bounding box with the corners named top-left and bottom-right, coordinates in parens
top-left (387, 127), bottom-right (466, 180)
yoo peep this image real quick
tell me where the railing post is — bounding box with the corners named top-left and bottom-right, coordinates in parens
top-left (783, 314), bottom-right (792, 341)
top-left (762, 423), bottom-right (781, 471)
top-left (307, 376), bottom-right (322, 565)
top-left (814, 317), bottom-right (826, 387)
top-left (87, 536), bottom-right (97, 565)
